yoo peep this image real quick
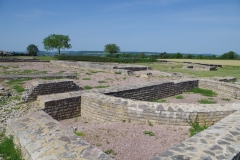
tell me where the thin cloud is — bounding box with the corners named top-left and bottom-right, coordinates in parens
top-left (16, 10), bottom-right (60, 21)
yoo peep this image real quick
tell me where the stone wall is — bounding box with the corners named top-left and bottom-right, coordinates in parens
top-left (152, 110), bottom-right (240, 160)
top-left (22, 80), bottom-right (82, 102)
top-left (0, 73), bottom-right (76, 80)
top-left (199, 79), bottom-right (240, 99)
top-left (81, 92), bottom-right (238, 126)
top-left (37, 91), bottom-right (83, 121)
top-left (6, 111), bottom-right (112, 160)
top-left (105, 79), bottom-right (198, 101)
top-left (51, 60), bottom-right (151, 75)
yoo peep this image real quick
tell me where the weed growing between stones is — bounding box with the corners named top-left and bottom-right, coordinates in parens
top-left (144, 131), bottom-right (155, 136)
top-left (150, 99), bottom-right (166, 103)
top-left (189, 88), bottom-right (217, 97)
top-left (74, 131), bottom-right (85, 137)
top-left (104, 149), bottom-right (117, 156)
top-left (0, 130), bottom-right (23, 160)
top-left (188, 116), bottom-right (208, 136)
top-left (198, 99), bottom-right (216, 104)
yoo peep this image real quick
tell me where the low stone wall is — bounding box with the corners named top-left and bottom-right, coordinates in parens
top-left (51, 60), bottom-right (151, 73)
top-left (105, 79), bottom-right (198, 101)
top-left (6, 111), bottom-right (112, 160)
top-left (183, 64), bottom-right (217, 71)
top-left (37, 91), bottom-right (83, 120)
top-left (22, 80), bottom-right (82, 102)
top-left (0, 73), bottom-right (77, 80)
top-left (152, 110), bottom-right (240, 160)
top-left (81, 92), bottom-right (237, 126)
top-left (199, 79), bottom-right (240, 99)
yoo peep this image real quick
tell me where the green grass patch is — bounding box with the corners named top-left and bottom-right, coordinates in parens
top-left (82, 78), bottom-right (90, 80)
top-left (175, 95), bottom-right (184, 99)
top-left (150, 99), bottom-right (166, 103)
top-left (58, 70), bottom-right (66, 74)
top-left (144, 131), bottom-right (155, 136)
top-left (36, 56), bottom-right (58, 60)
top-left (86, 72), bottom-right (92, 75)
top-left (0, 132), bottom-right (23, 160)
top-left (115, 71), bottom-right (121, 74)
top-left (148, 120), bottom-right (153, 126)
top-left (104, 149), bottom-right (117, 155)
top-left (84, 85), bottom-right (92, 90)
top-left (189, 88), bottom-right (217, 97)
top-left (74, 131), bottom-right (85, 137)
top-left (98, 80), bottom-right (107, 83)
top-left (221, 98), bottom-right (230, 101)
top-left (0, 65), bottom-right (10, 69)
top-left (198, 99), bottom-right (216, 104)
top-left (94, 85), bottom-right (109, 88)
top-left (13, 85), bottom-right (25, 93)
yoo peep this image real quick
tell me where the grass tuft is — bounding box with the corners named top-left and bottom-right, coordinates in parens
top-left (189, 88), bottom-right (217, 97)
top-left (74, 131), bottom-right (85, 137)
top-left (144, 131), bottom-right (155, 136)
top-left (198, 99), bottom-right (216, 104)
top-left (84, 85), bottom-right (92, 90)
top-left (175, 95), bottom-right (184, 99)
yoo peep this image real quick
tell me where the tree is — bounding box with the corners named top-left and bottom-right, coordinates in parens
top-left (27, 44), bottom-right (39, 56)
top-left (104, 44), bottom-right (120, 58)
top-left (43, 34), bottom-right (72, 55)
top-left (220, 51), bottom-right (238, 59)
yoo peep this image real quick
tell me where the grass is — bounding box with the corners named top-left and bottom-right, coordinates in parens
top-left (98, 80), bottom-right (107, 83)
top-left (150, 99), bottom-right (166, 103)
top-left (189, 116), bottom-right (208, 136)
top-left (148, 120), bottom-right (153, 126)
top-left (104, 149), bottom-right (117, 155)
top-left (84, 85), bottom-right (92, 90)
top-left (159, 59), bottom-right (240, 66)
top-left (82, 78), bottom-right (91, 80)
top-left (144, 131), bottom-right (155, 136)
top-left (58, 70), bottom-right (66, 74)
top-left (115, 71), bottom-right (121, 74)
top-left (175, 95), bottom-right (184, 99)
top-left (13, 85), bottom-right (25, 93)
top-left (221, 98), bottom-right (230, 101)
top-left (198, 99), bottom-right (216, 104)
top-left (94, 85), bottom-right (109, 89)
top-left (0, 131), bottom-right (23, 160)
top-left (189, 88), bottom-right (217, 97)
top-left (86, 72), bottom-right (92, 75)
top-left (136, 62), bottom-right (240, 79)
top-left (36, 56), bottom-right (58, 60)
top-left (74, 131), bottom-right (85, 137)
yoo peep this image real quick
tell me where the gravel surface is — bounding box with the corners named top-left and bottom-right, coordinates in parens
top-left (60, 118), bottom-right (190, 160)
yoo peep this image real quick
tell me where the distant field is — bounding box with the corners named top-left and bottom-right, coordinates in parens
top-left (158, 59), bottom-right (240, 66)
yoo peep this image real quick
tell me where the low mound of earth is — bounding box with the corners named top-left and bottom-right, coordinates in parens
top-left (60, 118), bottom-right (189, 160)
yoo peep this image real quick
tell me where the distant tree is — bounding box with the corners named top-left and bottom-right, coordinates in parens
top-left (139, 52), bottom-right (145, 58)
top-left (43, 34), bottom-right (72, 55)
top-left (104, 44), bottom-right (120, 59)
top-left (27, 44), bottom-right (39, 56)
top-left (175, 52), bottom-right (183, 58)
top-left (186, 54), bottom-right (194, 59)
top-left (220, 51), bottom-right (238, 59)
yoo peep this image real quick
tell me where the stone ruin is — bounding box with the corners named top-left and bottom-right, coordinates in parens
top-left (4, 61), bottom-right (240, 159)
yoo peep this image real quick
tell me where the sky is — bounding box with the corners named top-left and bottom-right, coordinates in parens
top-left (0, 0), bottom-right (239, 55)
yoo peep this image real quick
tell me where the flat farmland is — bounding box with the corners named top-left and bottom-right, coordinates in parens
top-left (158, 59), bottom-right (240, 66)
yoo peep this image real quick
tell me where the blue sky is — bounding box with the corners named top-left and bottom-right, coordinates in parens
top-left (0, 0), bottom-right (239, 55)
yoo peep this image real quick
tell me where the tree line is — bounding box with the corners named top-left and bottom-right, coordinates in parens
top-left (25, 34), bottom-right (238, 60)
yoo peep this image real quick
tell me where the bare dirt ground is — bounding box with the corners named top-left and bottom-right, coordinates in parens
top-left (60, 118), bottom-right (189, 160)
top-left (1, 61), bottom-right (239, 160)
